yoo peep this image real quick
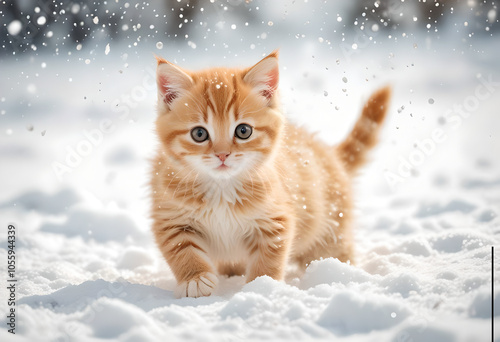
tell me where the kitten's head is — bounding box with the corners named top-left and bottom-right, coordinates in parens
top-left (155, 51), bottom-right (284, 180)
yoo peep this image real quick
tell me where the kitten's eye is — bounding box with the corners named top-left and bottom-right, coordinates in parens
top-left (235, 123), bottom-right (253, 140)
top-left (191, 127), bottom-right (209, 142)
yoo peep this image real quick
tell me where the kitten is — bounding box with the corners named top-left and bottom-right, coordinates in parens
top-left (151, 51), bottom-right (391, 298)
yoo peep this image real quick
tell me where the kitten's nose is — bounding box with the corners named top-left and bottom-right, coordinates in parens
top-left (215, 152), bottom-right (230, 162)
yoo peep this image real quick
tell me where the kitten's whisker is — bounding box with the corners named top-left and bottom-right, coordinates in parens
top-left (250, 166), bottom-right (268, 197)
top-left (191, 172), bottom-right (200, 198)
top-left (253, 168), bottom-right (270, 197)
top-left (247, 172), bottom-right (255, 195)
top-left (181, 171), bottom-right (196, 203)
top-left (155, 161), bottom-right (172, 204)
top-left (260, 167), bottom-right (276, 195)
top-left (238, 104), bottom-right (262, 118)
top-left (165, 166), bottom-right (188, 190)
top-left (273, 163), bottom-right (289, 181)
top-left (238, 93), bottom-right (252, 112)
top-left (240, 110), bottom-right (261, 118)
top-left (172, 168), bottom-right (196, 199)
top-left (162, 166), bottom-right (190, 202)
top-left (241, 170), bottom-right (255, 196)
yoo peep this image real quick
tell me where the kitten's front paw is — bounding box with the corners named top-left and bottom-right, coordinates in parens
top-left (174, 272), bottom-right (218, 298)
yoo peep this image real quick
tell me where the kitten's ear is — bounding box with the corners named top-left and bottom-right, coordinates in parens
top-left (156, 57), bottom-right (193, 109)
top-left (243, 50), bottom-right (279, 102)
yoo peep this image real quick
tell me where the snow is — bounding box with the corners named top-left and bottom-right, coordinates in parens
top-left (7, 20), bottom-right (22, 36)
top-left (0, 1), bottom-right (499, 341)
top-left (36, 16), bottom-right (47, 26)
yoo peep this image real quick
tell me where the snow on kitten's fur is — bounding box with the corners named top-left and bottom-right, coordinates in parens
top-left (150, 51), bottom-right (391, 297)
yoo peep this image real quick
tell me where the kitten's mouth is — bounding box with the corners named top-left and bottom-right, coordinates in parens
top-left (217, 164), bottom-right (230, 170)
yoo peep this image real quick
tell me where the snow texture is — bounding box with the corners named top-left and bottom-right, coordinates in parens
top-left (0, 1), bottom-right (499, 341)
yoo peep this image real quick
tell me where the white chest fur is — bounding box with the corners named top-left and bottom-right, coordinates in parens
top-left (192, 180), bottom-right (257, 262)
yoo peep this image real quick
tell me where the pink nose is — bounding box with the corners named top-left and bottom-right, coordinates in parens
top-left (215, 152), bottom-right (230, 162)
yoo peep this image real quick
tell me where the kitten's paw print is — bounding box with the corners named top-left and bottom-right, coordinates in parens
top-left (174, 272), bottom-right (218, 298)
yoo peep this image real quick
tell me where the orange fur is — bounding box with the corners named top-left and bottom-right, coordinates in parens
top-left (337, 86), bottom-right (391, 172)
top-left (151, 52), bottom-right (391, 297)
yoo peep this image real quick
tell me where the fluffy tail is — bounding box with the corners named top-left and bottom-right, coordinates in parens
top-left (337, 86), bottom-right (391, 173)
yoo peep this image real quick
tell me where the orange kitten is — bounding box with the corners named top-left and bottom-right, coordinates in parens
top-left (151, 51), bottom-right (391, 298)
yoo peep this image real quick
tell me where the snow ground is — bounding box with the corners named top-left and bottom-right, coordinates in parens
top-left (1, 3), bottom-right (500, 341)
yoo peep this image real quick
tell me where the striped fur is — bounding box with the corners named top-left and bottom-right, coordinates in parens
top-left (151, 51), bottom-right (391, 297)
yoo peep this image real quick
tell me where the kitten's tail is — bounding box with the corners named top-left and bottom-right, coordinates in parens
top-left (337, 86), bottom-right (391, 173)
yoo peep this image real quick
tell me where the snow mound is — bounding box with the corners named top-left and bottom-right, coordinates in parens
top-left (468, 289), bottom-right (500, 318)
top-left (40, 206), bottom-right (143, 242)
top-left (300, 258), bottom-right (372, 288)
top-left (19, 279), bottom-right (173, 312)
top-left (83, 298), bottom-right (160, 339)
top-left (415, 199), bottom-right (476, 218)
top-left (317, 290), bottom-right (410, 335)
top-left (0, 187), bottom-right (82, 214)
